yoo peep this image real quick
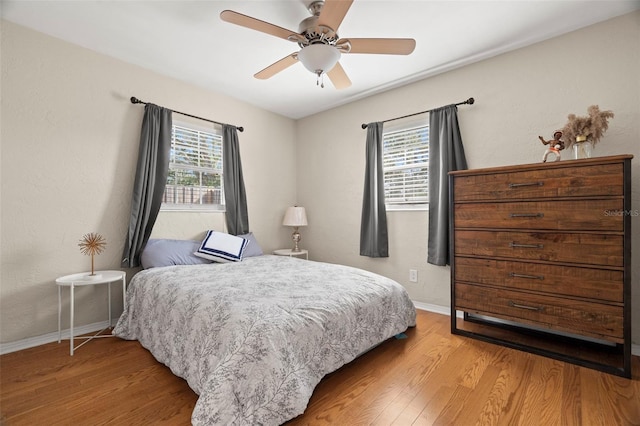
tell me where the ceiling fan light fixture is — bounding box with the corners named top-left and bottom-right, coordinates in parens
top-left (221, 1), bottom-right (413, 90)
top-left (298, 44), bottom-right (341, 75)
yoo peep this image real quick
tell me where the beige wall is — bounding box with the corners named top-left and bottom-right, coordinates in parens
top-left (296, 12), bottom-right (640, 344)
top-left (2, 12), bottom-right (639, 347)
top-left (0, 20), bottom-right (297, 343)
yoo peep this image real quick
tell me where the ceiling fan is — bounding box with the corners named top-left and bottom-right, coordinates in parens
top-left (220, 0), bottom-right (416, 89)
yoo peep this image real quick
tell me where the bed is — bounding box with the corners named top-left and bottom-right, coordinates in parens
top-left (113, 253), bottom-right (416, 425)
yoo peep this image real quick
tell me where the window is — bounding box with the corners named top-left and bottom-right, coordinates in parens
top-left (162, 122), bottom-right (224, 211)
top-left (383, 123), bottom-right (429, 209)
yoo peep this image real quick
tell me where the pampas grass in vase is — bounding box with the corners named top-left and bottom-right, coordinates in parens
top-left (561, 105), bottom-right (614, 159)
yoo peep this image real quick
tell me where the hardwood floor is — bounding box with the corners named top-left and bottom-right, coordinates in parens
top-left (2, 310), bottom-right (639, 425)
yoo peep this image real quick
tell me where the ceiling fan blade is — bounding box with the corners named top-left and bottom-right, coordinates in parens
top-left (340, 38), bottom-right (416, 55)
top-left (220, 10), bottom-right (300, 41)
top-left (326, 62), bottom-right (352, 89)
top-left (317, 0), bottom-right (354, 32)
top-left (254, 53), bottom-right (299, 80)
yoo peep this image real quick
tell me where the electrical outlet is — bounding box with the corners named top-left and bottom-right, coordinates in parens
top-left (409, 269), bottom-right (418, 282)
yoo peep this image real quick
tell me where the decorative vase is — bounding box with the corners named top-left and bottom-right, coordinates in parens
top-left (573, 135), bottom-right (593, 159)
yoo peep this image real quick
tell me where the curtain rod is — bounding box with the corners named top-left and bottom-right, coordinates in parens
top-left (361, 97), bottom-right (475, 129)
top-left (130, 97), bottom-right (244, 132)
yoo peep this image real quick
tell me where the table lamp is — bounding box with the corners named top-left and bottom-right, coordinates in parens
top-left (282, 206), bottom-right (308, 252)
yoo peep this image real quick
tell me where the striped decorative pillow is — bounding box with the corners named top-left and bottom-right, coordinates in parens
top-left (194, 230), bottom-right (248, 263)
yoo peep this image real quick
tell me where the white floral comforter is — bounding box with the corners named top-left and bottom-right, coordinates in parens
top-left (113, 255), bottom-right (416, 425)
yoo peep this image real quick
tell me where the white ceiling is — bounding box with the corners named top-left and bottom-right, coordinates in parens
top-left (2, 1), bottom-right (639, 119)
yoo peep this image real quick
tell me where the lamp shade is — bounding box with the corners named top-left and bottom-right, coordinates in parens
top-left (282, 206), bottom-right (308, 227)
top-left (297, 44), bottom-right (340, 74)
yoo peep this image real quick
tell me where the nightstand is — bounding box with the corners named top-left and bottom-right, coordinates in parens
top-left (56, 270), bottom-right (126, 355)
top-left (273, 249), bottom-right (309, 260)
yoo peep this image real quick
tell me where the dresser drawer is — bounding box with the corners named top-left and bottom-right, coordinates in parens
top-left (454, 257), bottom-right (623, 302)
top-left (454, 283), bottom-right (624, 342)
top-left (454, 199), bottom-right (623, 231)
top-left (453, 163), bottom-right (624, 202)
top-left (455, 230), bottom-right (624, 267)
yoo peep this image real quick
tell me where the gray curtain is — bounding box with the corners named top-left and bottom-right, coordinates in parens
top-left (360, 122), bottom-right (388, 257)
top-left (223, 124), bottom-right (249, 235)
top-left (427, 105), bottom-right (467, 266)
top-left (121, 104), bottom-right (172, 268)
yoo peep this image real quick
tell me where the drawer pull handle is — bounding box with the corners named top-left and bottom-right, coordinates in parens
top-left (508, 301), bottom-right (543, 311)
top-left (510, 213), bottom-right (544, 218)
top-left (509, 242), bottom-right (544, 249)
top-left (508, 182), bottom-right (543, 188)
top-left (510, 272), bottom-right (544, 280)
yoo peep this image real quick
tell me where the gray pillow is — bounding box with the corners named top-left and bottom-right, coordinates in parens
top-left (141, 239), bottom-right (212, 269)
top-left (238, 232), bottom-right (264, 258)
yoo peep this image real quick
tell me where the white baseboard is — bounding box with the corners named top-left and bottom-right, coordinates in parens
top-left (413, 300), bottom-right (460, 317)
top-left (0, 320), bottom-right (112, 355)
top-left (2, 305), bottom-right (639, 358)
top-left (412, 300), bottom-right (640, 357)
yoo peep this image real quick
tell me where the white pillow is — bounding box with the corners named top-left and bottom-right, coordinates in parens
top-left (195, 230), bottom-right (248, 263)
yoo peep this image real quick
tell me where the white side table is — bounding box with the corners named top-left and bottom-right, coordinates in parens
top-left (56, 270), bottom-right (126, 355)
top-left (273, 249), bottom-right (309, 260)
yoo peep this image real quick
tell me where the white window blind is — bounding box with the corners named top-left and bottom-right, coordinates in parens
top-left (383, 124), bottom-right (429, 206)
top-left (162, 123), bottom-right (224, 210)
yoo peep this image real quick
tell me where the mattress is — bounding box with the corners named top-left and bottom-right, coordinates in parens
top-left (113, 255), bottom-right (416, 425)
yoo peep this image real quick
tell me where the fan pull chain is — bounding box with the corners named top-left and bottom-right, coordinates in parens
top-left (316, 71), bottom-right (325, 88)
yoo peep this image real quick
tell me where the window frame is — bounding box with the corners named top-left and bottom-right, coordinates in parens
top-left (382, 118), bottom-right (430, 212)
top-left (161, 120), bottom-right (225, 212)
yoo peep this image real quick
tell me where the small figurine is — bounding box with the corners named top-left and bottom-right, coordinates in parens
top-left (539, 131), bottom-right (564, 162)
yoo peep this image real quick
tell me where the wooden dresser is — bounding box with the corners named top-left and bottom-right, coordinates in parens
top-left (449, 155), bottom-right (632, 377)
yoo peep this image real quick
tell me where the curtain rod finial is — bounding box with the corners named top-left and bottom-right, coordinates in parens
top-left (361, 123), bottom-right (368, 129)
top-left (237, 126), bottom-right (244, 132)
top-left (467, 97), bottom-right (475, 105)
top-left (130, 96), bottom-right (141, 104)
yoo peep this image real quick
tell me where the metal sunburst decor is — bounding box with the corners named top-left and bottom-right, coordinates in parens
top-left (78, 232), bottom-right (107, 276)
